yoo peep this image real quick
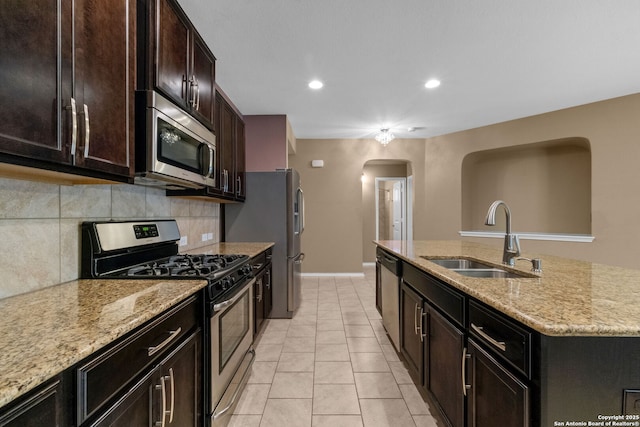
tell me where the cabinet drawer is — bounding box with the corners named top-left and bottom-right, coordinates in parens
top-left (403, 263), bottom-right (464, 327)
top-left (76, 295), bottom-right (199, 424)
top-left (469, 300), bottom-right (531, 378)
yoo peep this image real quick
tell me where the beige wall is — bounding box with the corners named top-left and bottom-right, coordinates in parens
top-left (288, 139), bottom-right (425, 273)
top-left (0, 178), bottom-right (221, 299)
top-left (425, 93), bottom-right (640, 268)
top-left (291, 93), bottom-right (640, 272)
top-left (461, 138), bottom-right (592, 234)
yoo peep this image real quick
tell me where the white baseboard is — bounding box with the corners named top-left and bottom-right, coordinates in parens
top-left (301, 272), bottom-right (365, 277)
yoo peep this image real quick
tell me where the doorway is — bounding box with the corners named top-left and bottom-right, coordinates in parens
top-left (361, 160), bottom-right (413, 263)
top-left (375, 177), bottom-right (407, 241)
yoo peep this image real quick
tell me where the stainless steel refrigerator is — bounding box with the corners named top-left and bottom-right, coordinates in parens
top-left (225, 169), bottom-right (304, 318)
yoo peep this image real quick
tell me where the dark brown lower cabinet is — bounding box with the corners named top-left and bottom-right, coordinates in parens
top-left (254, 262), bottom-right (273, 337)
top-left (254, 270), bottom-right (265, 337)
top-left (264, 267), bottom-right (273, 319)
top-left (467, 339), bottom-right (529, 427)
top-left (400, 282), bottom-right (425, 387)
top-left (89, 370), bottom-right (155, 427)
top-left (90, 329), bottom-right (201, 427)
top-left (0, 377), bottom-right (65, 426)
top-left (429, 306), bottom-right (465, 427)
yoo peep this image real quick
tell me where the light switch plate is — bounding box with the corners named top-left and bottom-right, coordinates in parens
top-left (624, 389), bottom-right (640, 415)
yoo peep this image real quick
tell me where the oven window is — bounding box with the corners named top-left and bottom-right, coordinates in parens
top-left (218, 290), bottom-right (250, 372)
top-left (157, 117), bottom-right (202, 173)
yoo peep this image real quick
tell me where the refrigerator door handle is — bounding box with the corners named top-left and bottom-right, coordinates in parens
top-left (297, 188), bottom-right (305, 234)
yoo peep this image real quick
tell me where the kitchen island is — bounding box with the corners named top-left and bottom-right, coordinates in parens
top-left (0, 242), bottom-right (272, 415)
top-left (375, 240), bottom-right (640, 427)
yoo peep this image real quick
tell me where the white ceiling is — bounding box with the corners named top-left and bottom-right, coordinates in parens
top-left (178, 0), bottom-right (640, 140)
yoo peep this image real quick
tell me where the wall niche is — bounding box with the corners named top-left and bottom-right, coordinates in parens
top-left (461, 138), bottom-right (592, 236)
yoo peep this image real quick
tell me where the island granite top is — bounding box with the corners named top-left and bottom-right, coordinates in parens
top-left (375, 240), bottom-right (640, 337)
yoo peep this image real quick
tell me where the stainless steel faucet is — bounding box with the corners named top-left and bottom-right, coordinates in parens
top-left (484, 200), bottom-right (520, 266)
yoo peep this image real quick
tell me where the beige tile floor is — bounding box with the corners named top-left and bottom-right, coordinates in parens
top-left (230, 266), bottom-right (444, 427)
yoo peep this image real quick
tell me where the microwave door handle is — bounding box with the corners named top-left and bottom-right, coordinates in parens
top-left (207, 144), bottom-right (214, 178)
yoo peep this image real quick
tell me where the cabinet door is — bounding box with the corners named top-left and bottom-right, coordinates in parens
top-left (0, 379), bottom-right (63, 427)
top-left (220, 96), bottom-right (236, 197)
top-left (375, 262), bottom-right (382, 314)
top-left (428, 305), bottom-right (465, 427)
top-left (159, 329), bottom-right (202, 427)
top-left (191, 34), bottom-right (215, 129)
top-left (254, 273), bottom-right (265, 337)
top-left (400, 283), bottom-right (425, 387)
top-left (467, 339), bottom-right (529, 427)
top-left (0, 0), bottom-right (72, 164)
top-left (73, 0), bottom-right (134, 177)
top-left (264, 268), bottom-right (273, 319)
top-left (235, 117), bottom-right (246, 200)
top-left (90, 370), bottom-right (155, 427)
top-left (156, 0), bottom-right (189, 107)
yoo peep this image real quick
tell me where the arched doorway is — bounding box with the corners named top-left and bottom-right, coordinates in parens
top-left (362, 160), bottom-right (413, 263)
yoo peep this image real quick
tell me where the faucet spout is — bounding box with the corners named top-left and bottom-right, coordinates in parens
top-left (484, 200), bottom-right (520, 266)
top-left (485, 200), bottom-right (511, 233)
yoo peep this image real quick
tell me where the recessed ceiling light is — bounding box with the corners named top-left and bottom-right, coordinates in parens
top-left (425, 79), bottom-right (441, 89)
top-left (308, 80), bottom-right (324, 89)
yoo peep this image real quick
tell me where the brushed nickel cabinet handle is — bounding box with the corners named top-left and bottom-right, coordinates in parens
top-left (83, 104), bottom-right (90, 158)
top-left (155, 376), bottom-right (167, 427)
top-left (462, 347), bottom-right (471, 396)
top-left (69, 98), bottom-right (77, 163)
top-left (414, 303), bottom-right (420, 335)
top-left (147, 327), bottom-right (182, 357)
top-left (471, 323), bottom-right (507, 352)
top-left (419, 309), bottom-right (426, 342)
top-left (195, 77), bottom-right (200, 110)
top-left (168, 368), bottom-right (175, 423)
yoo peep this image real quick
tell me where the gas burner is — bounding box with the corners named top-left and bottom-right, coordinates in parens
top-left (122, 254), bottom-right (250, 280)
top-left (127, 265), bottom-right (166, 276)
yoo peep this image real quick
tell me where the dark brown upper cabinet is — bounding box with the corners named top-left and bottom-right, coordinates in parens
top-left (0, 0), bottom-right (135, 181)
top-left (140, 0), bottom-right (216, 130)
top-left (215, 90), bottom-right (246, 200)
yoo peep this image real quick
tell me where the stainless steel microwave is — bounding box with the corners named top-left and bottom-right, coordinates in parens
top-left (135, 91), bottom-right (216, 189)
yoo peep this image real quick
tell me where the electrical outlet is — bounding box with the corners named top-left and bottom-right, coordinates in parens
top-left (207, 232), bottom-right (213, 240)
top-left (624, 389), bottom-right (640, 415)
top-left (179, 236), bottom-right (188, 246)
top-left (201, 233), bottom-right (208, 242)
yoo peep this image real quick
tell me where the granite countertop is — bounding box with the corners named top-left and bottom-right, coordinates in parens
top-left (375, 240), bottom-right (640, 337)
top-left (0, 241), bottom-right (274, 409)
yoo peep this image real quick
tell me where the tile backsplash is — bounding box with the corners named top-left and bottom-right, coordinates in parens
top-left (0, 177), bottom-right (220, 299)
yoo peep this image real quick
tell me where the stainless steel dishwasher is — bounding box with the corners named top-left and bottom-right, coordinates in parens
top-left (376, 248), bottom-right (402, 351)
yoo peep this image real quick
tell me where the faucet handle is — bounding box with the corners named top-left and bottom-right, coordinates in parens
top-left (516, 257), bottom-right (542, 274)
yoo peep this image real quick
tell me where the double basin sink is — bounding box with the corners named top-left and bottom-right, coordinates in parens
top-left (421, 257), bottom-right (537, 279)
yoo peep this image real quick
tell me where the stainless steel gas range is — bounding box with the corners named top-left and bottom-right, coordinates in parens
top-left (81, 219), bottom-right (256, 427)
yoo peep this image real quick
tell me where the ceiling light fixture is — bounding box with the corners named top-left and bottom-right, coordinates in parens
top-left (375, 129), bottom-right (395, 146)
top-left (425, 79), bottom-right (441, 89)
top-left (308, 80), bottom-right (323, 89)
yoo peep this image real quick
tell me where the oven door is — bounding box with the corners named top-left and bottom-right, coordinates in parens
top-left (209, 277), bottom-right (255, 424)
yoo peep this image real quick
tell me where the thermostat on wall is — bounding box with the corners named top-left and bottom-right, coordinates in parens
top-left (311, 160), bottom-right (324, 168)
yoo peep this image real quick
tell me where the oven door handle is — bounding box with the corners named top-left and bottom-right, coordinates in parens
top-left (213, 279), bottom-right (255, 313)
